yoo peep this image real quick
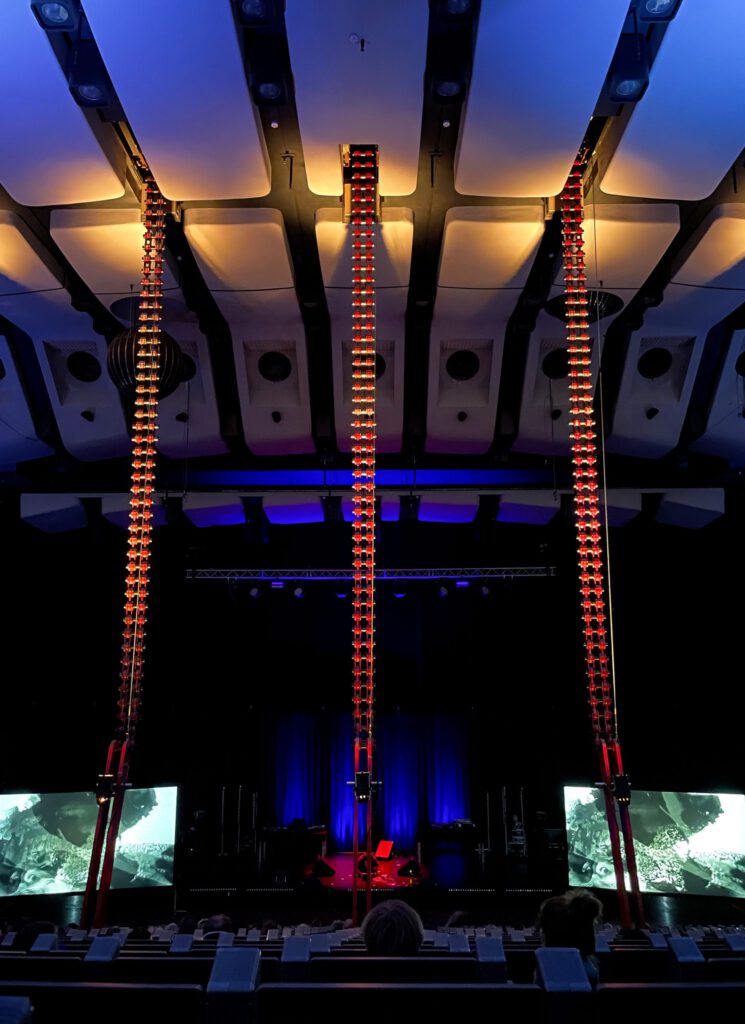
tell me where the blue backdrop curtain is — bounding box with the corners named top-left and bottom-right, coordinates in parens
top-left (272, 712), bottom-right (471, 850)
top-left (425, 713), bottom-right (470, 824)
top-left (378, 712), bottom-right (420, 848)
top-left (274, 713), bottom-right (323, 826)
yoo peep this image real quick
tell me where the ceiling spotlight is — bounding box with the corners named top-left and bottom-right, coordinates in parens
top-left (393, 588), bottom-right (406, 599)
top-left (67, 41), bottom-right (113, 109)
top-left (31, 1), bottom-right (80, 31)
top-left (607, 36), bottom-right (649, 104)
top-left (434, 79), bottom-right (463, 99)
top-left (480, 585), bottom-right (490, 597)
top-left (241, 0), bottom-right (267, 16)
top-left (455, 580), bottom-right (470, 589)
top-left (438, 586), bottom-right (449, 598)
top-left (249, 586), bottom-right (260, 599)
top-left (335, 589), bottom-right (350, 599)
top-left (257, 81), bottom-right (283, 102)
top-left (234, 0), bottom-right (281, 25)
top-left (637, 0), bottom-right (681, 21)
top-left (293, 586), bottom-right (304, 598)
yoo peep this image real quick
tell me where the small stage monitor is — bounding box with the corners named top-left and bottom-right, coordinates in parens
top-left (563, 785), bottom-right (745, 897)
top-left (375, 840), bottom-right (394, 860)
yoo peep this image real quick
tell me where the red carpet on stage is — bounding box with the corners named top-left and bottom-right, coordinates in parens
top-left (304, 854), bottom-right (426, 890)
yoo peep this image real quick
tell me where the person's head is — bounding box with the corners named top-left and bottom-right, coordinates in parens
top-left (361, 899), bottom-right (424, 956)
top-left (13, 920), bottom-right (56, 951)
top-left (203, 913), bottom-right (232, 934)
top-left (539, 890), bottom-right (602, 958)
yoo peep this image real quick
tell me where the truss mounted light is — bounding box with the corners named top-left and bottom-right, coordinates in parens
top-left (67, 39), bottom-right (113, 108)
top-left (31, 1), bottom-right (81, 31)
top-left (636, 0), bottom-right (681, 22)
top-left (607, 35), bottom-right (650, 103)
top-left (233, 0), bottom-right (283, 28)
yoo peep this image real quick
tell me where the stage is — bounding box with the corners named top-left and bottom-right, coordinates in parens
top-left (303, 853), bottom-right (427, 890)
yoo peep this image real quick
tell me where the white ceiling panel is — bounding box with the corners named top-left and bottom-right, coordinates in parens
top-left (426, 206), bottom-right (544, 453)
top-left (601, 2), bottom-right (745, 200)
top-left (50, 208), bottom-right (179, 310)
top-left (317, 208), bottom-right (411, 452)
top-left (608, 204), bottom-right (745, 458)
top-left (514, 202), bottom-right (680, 454)
top-left (0, 211), bottom-right (128, 460)
top-left (656, 488), bottom-right (725, 529)
top-left (286, 0), bottom-right (428, 196)
top-left (0, 335), bottom-right (54, 469)
top-left (85, 0), bottom-right (270, 201)
top-left (184, 208), bottom-right (313, 454)
top-left (689, 329), bottom-right (745, 467)
top-left (455, 0), bottom-right (629, 197)
top-left (0, 5), bottom-right (124, 206)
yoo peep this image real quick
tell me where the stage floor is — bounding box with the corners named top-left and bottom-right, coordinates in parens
top-left (303, 853), bottom-right (427, 890)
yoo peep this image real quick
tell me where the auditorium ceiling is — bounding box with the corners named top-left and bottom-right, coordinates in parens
top-left (3, 0), bottom-right (745, 534)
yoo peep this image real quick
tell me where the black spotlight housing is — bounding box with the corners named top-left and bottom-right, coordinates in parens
top-left (233, 0), bottom-right (285, 29)
top-left (67, 39), bottom-right (113, 108)
top-left (636, 0), bottom-right (681, 22)
top-left (607, 35), bottom-right (650, 104)
top-left (31, 0), bottom-right (81, 31)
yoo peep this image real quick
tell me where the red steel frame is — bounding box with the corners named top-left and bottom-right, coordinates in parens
top-left (347, 144), bottom-right (379, 925)
top-left (81, 177), bottom-right (167, 928)
top-left (561, 153), bottom-right (644, 929)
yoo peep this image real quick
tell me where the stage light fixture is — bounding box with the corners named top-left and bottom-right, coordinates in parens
top-left (67, 40), bottom-right (113, 108)
top-left (31, 1), bottom-right (80, 31)
top-left (293, 586), bottom-right (304, 598)
top-left (397, 858), bottom-right (422, 878)
top-left (249, 586), bottom-right (260, 599)
top-left (480, 585), bottom-right (490, 597)
top-left (637, 0), bottom-right (681, 21)
top-left (234, 0), bottom-right (282, 26)
top-left (455, 580), bottom-right (470, 589)
top-left (438, 585), bottom-right (449, 598)
top-left (607, 36), bottom-right (649, 103)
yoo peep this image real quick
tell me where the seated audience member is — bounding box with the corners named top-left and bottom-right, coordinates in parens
top-left (128, 923), bottom-right (152, 941)
top-left (361, 899), bottom-right (424, 955)
top-left (13, 920), bottom-right (56, 951)
top-left (538, 889), bottom-right (602, 986)
top-left (202, 912), bottom-right (233, 938)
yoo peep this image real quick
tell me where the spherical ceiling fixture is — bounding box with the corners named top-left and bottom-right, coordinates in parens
top-left (32, 1), bottom-right (80, 30)
top-left (544, 289), bottom-right (623, 325)
top-left (107, 328), bottom-right (186, 399)
top-left (445, 349), bottom-right (480, 382)
top-left (614, 77), bottom-right (646, 99)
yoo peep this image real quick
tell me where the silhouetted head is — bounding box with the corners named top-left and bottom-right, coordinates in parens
top-left (14, 920), bottom-right (56, 951)
top-left (361, 900), bottom-right (424, 956)
top-left (539, 890), bottom-right (602, 958)
top-left (203, 913), bottom-right (232, 935)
